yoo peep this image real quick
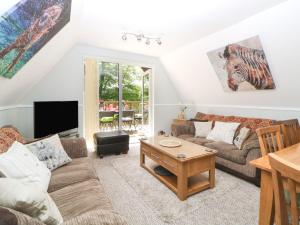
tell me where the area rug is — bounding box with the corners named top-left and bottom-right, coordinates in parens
top-left (111, 156), bottom-right (260, 224)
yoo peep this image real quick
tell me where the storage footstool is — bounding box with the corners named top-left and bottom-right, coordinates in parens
top-left (93, 131), bottom-right (129, 158)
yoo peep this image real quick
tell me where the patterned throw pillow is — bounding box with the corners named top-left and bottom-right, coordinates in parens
top-left (234, 127), bottom-right (251, 149)
top-left (0, 132), bottom-right (14, 154)
top-left (26, 134), bottom-right (72, 171)
top-left (0, 127), bottom-right (26, 144)
top-left (0, 178), bottom-right (63, 225)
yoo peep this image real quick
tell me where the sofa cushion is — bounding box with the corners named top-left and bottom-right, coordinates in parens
top-left (177, 135), bottom-right (213, 145)
top-left (50, 179), bottom-right (113, 221)
top-left (177, 134), bottom-right (196, 142)
top-left (48, 158), bottom-right (97, 193)
top-left (63, 209), bottom-right (128, 225)
top-left (197, 113), bottom-right (274, 133)
top-left (204, 141), bottom-right (247, 165)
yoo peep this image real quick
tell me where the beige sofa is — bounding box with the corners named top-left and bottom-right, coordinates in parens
top-left (0, 137), bottom-right (128, 225)
top-left (171, 112), bottom-right (277, 185)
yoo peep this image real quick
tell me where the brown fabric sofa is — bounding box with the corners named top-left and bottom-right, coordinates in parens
top-left (0, 133), bottom-right (128, 225)
top-left (171, 112), bottom-right (276, 185)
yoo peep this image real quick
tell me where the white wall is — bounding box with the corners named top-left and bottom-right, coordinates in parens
top-left (160, 0), bottom-right (300, 120)
top-left (10, 44), bottom-right (181, 137)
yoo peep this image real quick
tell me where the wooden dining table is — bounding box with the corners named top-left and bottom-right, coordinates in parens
top-left (250, 143), bottom-right (300, 225)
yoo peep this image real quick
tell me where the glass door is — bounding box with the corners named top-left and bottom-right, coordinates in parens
top-left (99, 61), bottom-right (151, 136)
top-left (99, 62), bottom-right (119, 131)
top-left (142, 70), bottom-right (150, 131)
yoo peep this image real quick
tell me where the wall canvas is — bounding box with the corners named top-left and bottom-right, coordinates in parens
top-left (0, 0), bottom-right (72, 79)
top-left (207, 36), bottom-right (275, 92)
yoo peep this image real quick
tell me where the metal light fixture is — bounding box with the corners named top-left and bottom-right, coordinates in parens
top-left (121, 32), bottom-right (162, 46)
top-left (122, 34), bottom-right (127, 41)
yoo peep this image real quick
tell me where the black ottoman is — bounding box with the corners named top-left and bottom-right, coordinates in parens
top-left (93, 131), bottom-right (129, 158)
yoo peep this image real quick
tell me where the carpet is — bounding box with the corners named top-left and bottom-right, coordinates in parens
top-left (92, 145), bottom-right (260, 225)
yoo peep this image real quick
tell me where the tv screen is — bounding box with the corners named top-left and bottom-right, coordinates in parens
top-left (34, 101), bottom-right (78, 138)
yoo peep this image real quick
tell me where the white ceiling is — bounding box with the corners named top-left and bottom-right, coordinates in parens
top-left (78, 0), bottom-right (287, 56)
top-left (0, 0), bottom-right (288, 59)
top-left (0, 0), bottom-right (288, 106)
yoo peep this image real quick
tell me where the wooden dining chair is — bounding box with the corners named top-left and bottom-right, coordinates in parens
top-left (269, 153), bottom-right (300, 225)
top-left (280, 119), bottom-right (300, 148)
top-left (256, 125), bottom-right (284, 156)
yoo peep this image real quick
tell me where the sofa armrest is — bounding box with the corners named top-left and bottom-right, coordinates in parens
top-left (246, 148), bottom-right (262, 163)
top-left (60, 137), bottom-right (88, 159)
top-left (63, 209), bottom-right (128, 225)
top-left (171, 122), bottom-right (195, 137)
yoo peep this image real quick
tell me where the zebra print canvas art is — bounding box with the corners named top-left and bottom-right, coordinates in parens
top-left (207, 36), bottom-right (275, 92)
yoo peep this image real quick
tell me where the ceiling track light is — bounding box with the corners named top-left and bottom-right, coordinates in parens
top-left (122, 34), bottom-right (127, 41)
top-left (121, 32), bottom-right (162, 46)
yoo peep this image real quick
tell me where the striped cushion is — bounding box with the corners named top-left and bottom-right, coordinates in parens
top-left (50, 179), bottom-right (113, 221)
top-left (48, 158), bottom-right (98, 192)
top-left (63, 209), bottom-right (128, 225)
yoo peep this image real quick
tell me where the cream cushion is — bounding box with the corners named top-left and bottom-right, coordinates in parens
top-left (194, 121), bottom-right (213, 138)
top-left (207, 122), bottom-right (240, 144)
top-left (0, 141), bottom-right (51, 191)
top-left (0, 178), bottom-right (63, 225)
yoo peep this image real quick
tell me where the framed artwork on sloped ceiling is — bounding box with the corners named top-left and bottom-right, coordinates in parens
top-left (207, 36), bottom-right (276, 92)
top-left (0, 0), bottom-right (72, 79)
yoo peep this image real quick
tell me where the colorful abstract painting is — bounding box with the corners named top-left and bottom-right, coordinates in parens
top-left (207, 36), bottom-right (276, 92)
top-left (0, 0), bottom-right (72, 79)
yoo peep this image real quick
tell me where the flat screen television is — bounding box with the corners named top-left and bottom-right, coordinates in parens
top-left (34, 101), bottom-right (78, 138)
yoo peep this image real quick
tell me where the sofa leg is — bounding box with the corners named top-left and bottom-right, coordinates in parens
top-left (115, 152), bottom-right (121, 155)
top-left (99, 154), bottom-right (104, 159)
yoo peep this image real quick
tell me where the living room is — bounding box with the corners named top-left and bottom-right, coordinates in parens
top-left (0, 0), bottom-right (300, 225)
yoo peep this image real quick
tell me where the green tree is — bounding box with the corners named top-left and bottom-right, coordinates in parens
top-left (99, 63), bottom-right (144, 101)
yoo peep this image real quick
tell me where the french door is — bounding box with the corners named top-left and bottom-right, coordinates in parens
top-left (99, 61), bottom-right (151, 134)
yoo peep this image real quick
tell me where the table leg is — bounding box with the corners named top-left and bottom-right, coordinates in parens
top-left (209, 158), bottom-right (215, 188)
top-left (177, 162), bottom-right (188, 201)
top-left (259, 171), bottom-right (275, 225)
top-left (140, 150), bottom-right (145, 166)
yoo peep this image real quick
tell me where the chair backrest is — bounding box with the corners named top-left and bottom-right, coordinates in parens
top-left (122, 110), bottom-right (134, 118)
top-left (280, 119), bottom-right (300, 148)
top-left (99, 111), bottom-right (115, 119)
top-left (269, 153), bottom-right (300, 225)
top-left (256, 125), bottom-right (284, 156)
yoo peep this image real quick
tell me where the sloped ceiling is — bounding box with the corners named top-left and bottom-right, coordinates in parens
top-left (0, 0), bottom-right (287, 106)
top-left (0, 0), bottom-right (83, 106)
top-left (160, 0), bottom-right (300, 108)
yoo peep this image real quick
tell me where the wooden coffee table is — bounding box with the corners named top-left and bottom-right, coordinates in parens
top-left (140, 136), bottom-right (216, 201)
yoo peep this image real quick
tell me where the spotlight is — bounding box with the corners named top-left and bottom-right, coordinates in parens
top-left (121, 33), bottom-right (162, 46)
top-left (137, 34), bottom-right (142, 41)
